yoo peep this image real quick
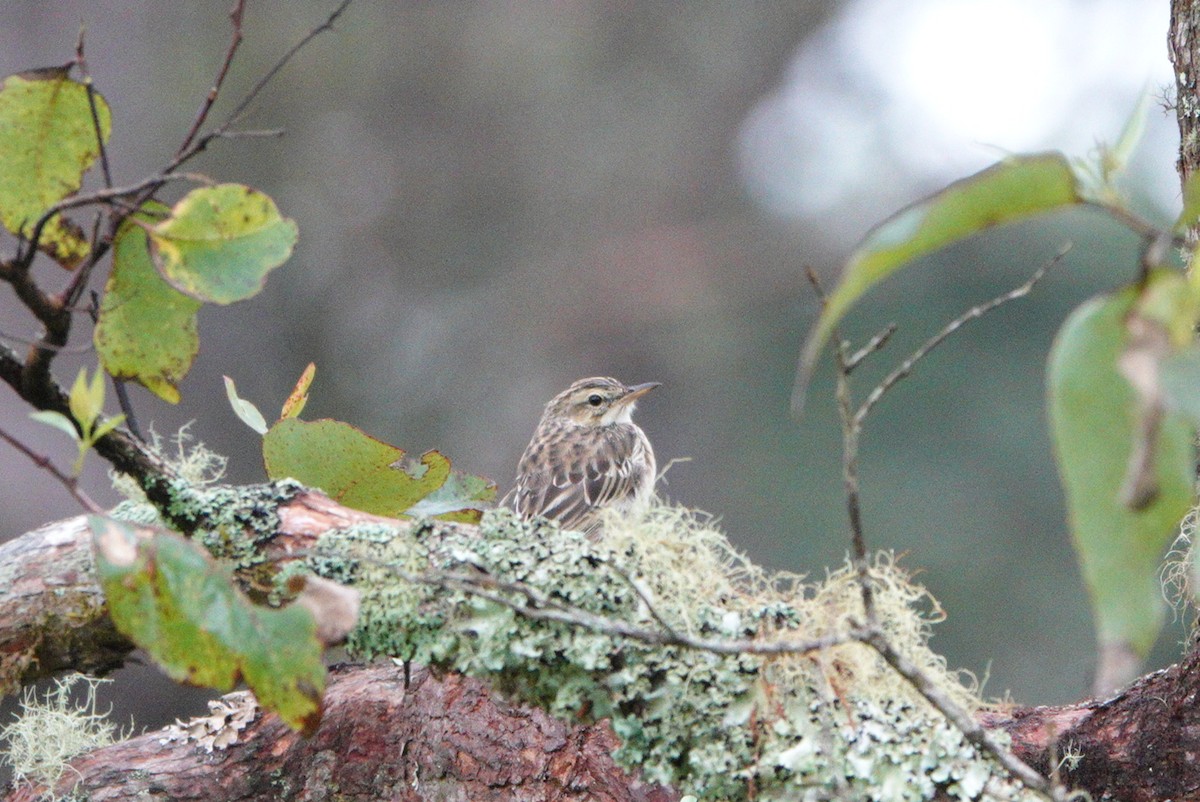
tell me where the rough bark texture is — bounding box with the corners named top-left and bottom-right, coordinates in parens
top-left (3, 663), bottom-right (674, 802)
top-left (1172, 0), bottom-right (1200, 185)
top-left (0, 490), bottom-right (407, 695)
top-left (4, 497), bottom-right (1200, 800)
top-left (0, 515), bottom-right (131, 692)
top-left (983, 644), bottom-right (1200, 802)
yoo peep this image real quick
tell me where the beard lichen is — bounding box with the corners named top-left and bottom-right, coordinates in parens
top-left (306, 500), bottom-right (1038, 801)
top-left (0, 674), bottom-right (118, 800)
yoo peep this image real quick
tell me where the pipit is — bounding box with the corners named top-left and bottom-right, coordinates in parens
top-left (505, 376), bottom-right (659, 534)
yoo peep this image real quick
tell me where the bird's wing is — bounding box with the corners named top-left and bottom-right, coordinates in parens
top-left (509, 427), bottom-right (644, 532)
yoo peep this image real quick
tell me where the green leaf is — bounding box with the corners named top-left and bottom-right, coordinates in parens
top-left (406, 470), bottom-right (498, 523)
top-left (1048, 281), bottom-right (1194, 660)
top-left (224, 376), bottom-right (269, 435)
top-left (149, 184), bottom-right (298, 304)
top-left (90, 516), bottom-right (325, 733)
top-left (1161, 346), bottom-right (1200, 426)
top-left (95, 209), bottom-right (201, 404)
top-left (29, 410), bottom-right (79, 441)
top-left (794, 153), bottom-right (1083, 411)
top-left (0, 66), bottom-right (111, 266)
top-left (1106, 90), bottom-right (1149, 178)
top-left (263, 418), bottom-right (451, 517)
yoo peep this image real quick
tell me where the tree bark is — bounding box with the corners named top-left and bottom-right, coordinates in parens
top-left (0, 490), bottom-right (403, 695)
top-left (6, 498), bottom-right (1200, 800)
top-left (1171, 0), bottom-right (1200, 186)
top-left (4, 662), bottom-right (674, 802)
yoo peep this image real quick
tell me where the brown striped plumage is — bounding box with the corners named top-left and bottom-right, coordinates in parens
top-left (504, 377), bottom-right (658, 534)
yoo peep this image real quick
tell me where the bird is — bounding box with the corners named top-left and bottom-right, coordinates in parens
top-left (504, 376), bottom-right (659, 534)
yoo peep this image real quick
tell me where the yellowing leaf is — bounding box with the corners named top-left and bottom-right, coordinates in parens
top-left (281, 363), bottom-right (315, 420)
top-left (149, 184), bottom-right (297, 304)
top-left (263, 418), bottom-right (451, 517)
top-left (0, 67), bottom-right (111, 267)
top-left (91, 516), bottom-right (326, 733)
top-left (95, 209), bottom-right (201, 404)
top-left (794, 153), bottom-right (1083, 412)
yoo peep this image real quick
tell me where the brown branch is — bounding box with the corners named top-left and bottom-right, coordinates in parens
top-left (0, 490), bottom-right (1198, 801)
top-left (984, 648), bottom-right (1200, 802)
top-left (3, 663), bottom-right (675, 802)
top-left (0, 516), bottom-right (131, 693)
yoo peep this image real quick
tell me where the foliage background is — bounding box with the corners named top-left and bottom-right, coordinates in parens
top-left (0, 0), bottom-right (1183, 727)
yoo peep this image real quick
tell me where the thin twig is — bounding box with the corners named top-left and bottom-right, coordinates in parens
top-left (844, 324), bottom-right (897, 372)
top-left (75, 29), bottom-right (113, 189)
top-left (211, 127), bottom-right (287, 140)
top-left (173, 0), bottom-right (247, 160)
top-left (85, 290), bottom-right (144, 442)
top-left (853, 244), bottom-right (1070, 427)
top-left (809, 251), bottom-right (1070, 799)
top-left (166, 0), bottom-right (352, 174)
top-left (20, 173), bottom-right (204, 263)
top-left (0, 330), bottom-right (93, 354)
top-left (0, 424), bottom-right (101, 513)
top-left (604, 560), bottom-right (683, 638)
top-left (330, 550), bottom-right (860, 657)
top-left (806, 267), bottom-right (875, 619)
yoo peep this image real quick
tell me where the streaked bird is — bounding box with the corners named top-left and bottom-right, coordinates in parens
top-left (504, 376), bottom-right (659, 534)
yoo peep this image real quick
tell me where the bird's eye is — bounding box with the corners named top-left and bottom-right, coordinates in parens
top-left (587, 394), bottom-right (604, 407)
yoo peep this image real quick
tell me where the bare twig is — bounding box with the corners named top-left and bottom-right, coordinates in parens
top-left (604, 560), bottom-right (684, 638)
top-left (844, 324), bottom-right (897, 372)
top-left (333, 552), bottom-right (860, 657)
top-left (173, 0), bottom-right (247, 160)
top-left (804, 251), bottom-right (1071, 798)
top-left (0, 330), bottom-right (94, 354)
top-left (19, 173), bottom-right (203, 263)
top-left (0, 424), bottom-right (102, 513)
top-left (805, 267), bottom-right (875, 619)
top-left (75, 29), bottom-right (113, 189)
top-left (166, 0), bottom-right (352, 174)
top-left (854, 245), bottom-right (1071, 426)
top-left (211, 127), bottom-right (287, 140)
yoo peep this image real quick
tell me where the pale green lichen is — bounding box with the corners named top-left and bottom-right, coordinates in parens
top-left (304, 500), bottom-right (1042, 801)
top-left (109, 427), bottom-right (299, 570)
top-left (0, 674), bottom-right (117, 800)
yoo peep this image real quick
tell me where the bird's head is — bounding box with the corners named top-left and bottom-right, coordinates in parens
top-left (542, 376), bottom-right (660, 427)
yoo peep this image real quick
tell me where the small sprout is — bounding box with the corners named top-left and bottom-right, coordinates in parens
top-left (30, 365), bottom-right (125, 475)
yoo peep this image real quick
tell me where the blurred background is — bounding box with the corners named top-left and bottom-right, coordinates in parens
top-left (0, 0), bottom-right (1182, 731)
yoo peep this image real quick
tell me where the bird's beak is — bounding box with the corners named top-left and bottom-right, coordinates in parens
top-left (622, 381), bottom-right (661, 402)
